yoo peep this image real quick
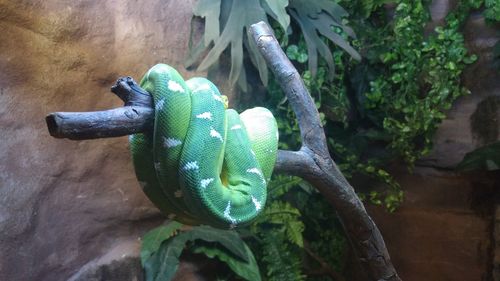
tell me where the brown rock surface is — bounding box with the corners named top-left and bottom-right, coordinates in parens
top-left (0, 0), bottom-right (206, 280)
top-left (367, 167), bottom-right (492, 281)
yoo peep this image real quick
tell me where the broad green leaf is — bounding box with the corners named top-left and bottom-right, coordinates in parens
top-left (188, 0), bottom-right (358, 90)
top-left (144, 235), bottom-right (186, 281)
top-left (456, 141), bottom-right (500, 172)
top-left (182, 225), bottom-right (249, 261)
top-left (288, 0), bottom-right (360, 77)
top-left (144, 226), bottom-right (251, 281)
top-left (189, 0), bottom-right (271, 90)
top-left (193, 0), bottom-right (222, 46)
top-left (261, 0), bottom-right (290, 32)
top-left (289, 9), bottom-right (332, 77)
top-left (141, 221), bottom-right (183, 266)
top-left (191, 242), bottom-right (261, 281)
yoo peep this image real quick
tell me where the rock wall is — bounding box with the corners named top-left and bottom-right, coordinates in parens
top-left (0, 0), bottom-right (205, 280)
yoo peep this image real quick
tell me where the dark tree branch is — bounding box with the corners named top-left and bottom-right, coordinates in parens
top-left (249, 22), bottom-right (400, 281)
top-left (46, 77), bottom-right (154, 140)
top-left (46, 107), bottom-right (153, 140)
top-left (44, 21), bottom-right (400, 281)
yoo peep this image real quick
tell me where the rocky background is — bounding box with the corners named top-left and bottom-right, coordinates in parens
top-left (0, 0), bottom-right (498, 281)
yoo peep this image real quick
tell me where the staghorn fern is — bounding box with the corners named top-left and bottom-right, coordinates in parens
top-left (186, 0), bottom-right (360, 91)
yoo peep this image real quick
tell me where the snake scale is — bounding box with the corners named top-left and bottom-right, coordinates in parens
top-left (129, 64), bottom-right (279, 228)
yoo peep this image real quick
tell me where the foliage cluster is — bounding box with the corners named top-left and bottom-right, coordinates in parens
top-left (186, 0), bottom-right (360, 91)
top-left (266, 0), bottom-right (481, 211)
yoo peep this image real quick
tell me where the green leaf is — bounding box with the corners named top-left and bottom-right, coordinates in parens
top-left (267, 175), bottom-right (303, 199)
top-left (193, 0), bottom-right (222, 46)
top-left (285, 220), bottom-right (304, 247)
top-left (253, 200), bottom-right (304, 247)
top-left (286, 44), bottom-right (299, 60)
top-left (144, 235), bottom-right (185, 281)
top-left (261, 0), bottom-right (290, 33)
top-left (191, 242), bottom-right (261, 281)
top-left (189, 0), bottom-right (271, 90)
top-left (260, 233), bottom-right (305, 280)
top-left (456, 141), bottom-right (500, 172)
top-left (288, 0), bottom-right (360, 77)
top-left (144, 226), bottom-right (251, 281)
top-left (140, 221), bottom-right (183, 266)
top-left (183, 226), bottom-right (249, 261)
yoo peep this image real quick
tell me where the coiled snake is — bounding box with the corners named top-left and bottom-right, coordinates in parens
top-left (129, 64), bottom-right (278, 228)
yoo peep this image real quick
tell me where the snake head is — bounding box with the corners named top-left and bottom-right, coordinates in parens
top-left (222, 95), bottom-right (229, 109)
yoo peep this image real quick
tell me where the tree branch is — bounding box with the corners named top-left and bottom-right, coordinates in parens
top-left (46, 77), bottom-right (154, 140)
top-left (249, 22), bottom-right (400, 281)
top-left (44, 21), bottom-right (400, 281)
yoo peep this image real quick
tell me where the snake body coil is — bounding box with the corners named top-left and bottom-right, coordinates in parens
top-left (129, 64), bottom-right (278, 228)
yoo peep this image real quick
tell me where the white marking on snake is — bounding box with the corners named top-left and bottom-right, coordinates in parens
top-left (248, 168), bottom-right (266, 185)
top-left (196, 112), bottom-right (212, 120)
top-left (200, 178), bottom-right (214, 188)
top-left (163, 137), bottom-right (182, 148)
top-left (192, 84), bottom-right (211, 93)
top-left (230, 124), bottom-right (242, 130)
top-left (210, 127), bottom-right (223, 142)
top-left (168, 80), bottom-right (185, 93)
top-left (183, 161), bottom-right (199, 171)
top-left (250, 150), bottom-right (256, 156)
top-left (223, 201), bottom-right (237, 224)
top-left (174, 190), bottom-right (183, 198)
top-left (138, 181), bottom-right (147, 189)
top-left (212, 94), bottom-right (223, 103)
top-left (128, 135), bottom-right (135, 142)
top-left (251, 196), bottom-right (262, 211)
top-left (276, 131), bottom-right (279, 141)
top-left (155, 99), bottom-right (165, 111)
top-left (246, 168), bottom-right (263, 177)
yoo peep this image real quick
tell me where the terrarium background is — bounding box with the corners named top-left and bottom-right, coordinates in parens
top-left (0, 0), bottom-right (498, 280)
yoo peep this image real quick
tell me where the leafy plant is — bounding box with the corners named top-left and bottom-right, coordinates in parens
top-left (484, 0), bottom-right (500, 22)
top-left (142, 223), bottom-right (260, 281)
top-left (187, 0), bottom-right (360, 91)
top-left (243, 175), bottom-right (307, 280)
top-left (456, 141), bottom-right (500, 172)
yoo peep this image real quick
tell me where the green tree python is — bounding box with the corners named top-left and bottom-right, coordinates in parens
top-left (129, 64), bottom-right (278, 228)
